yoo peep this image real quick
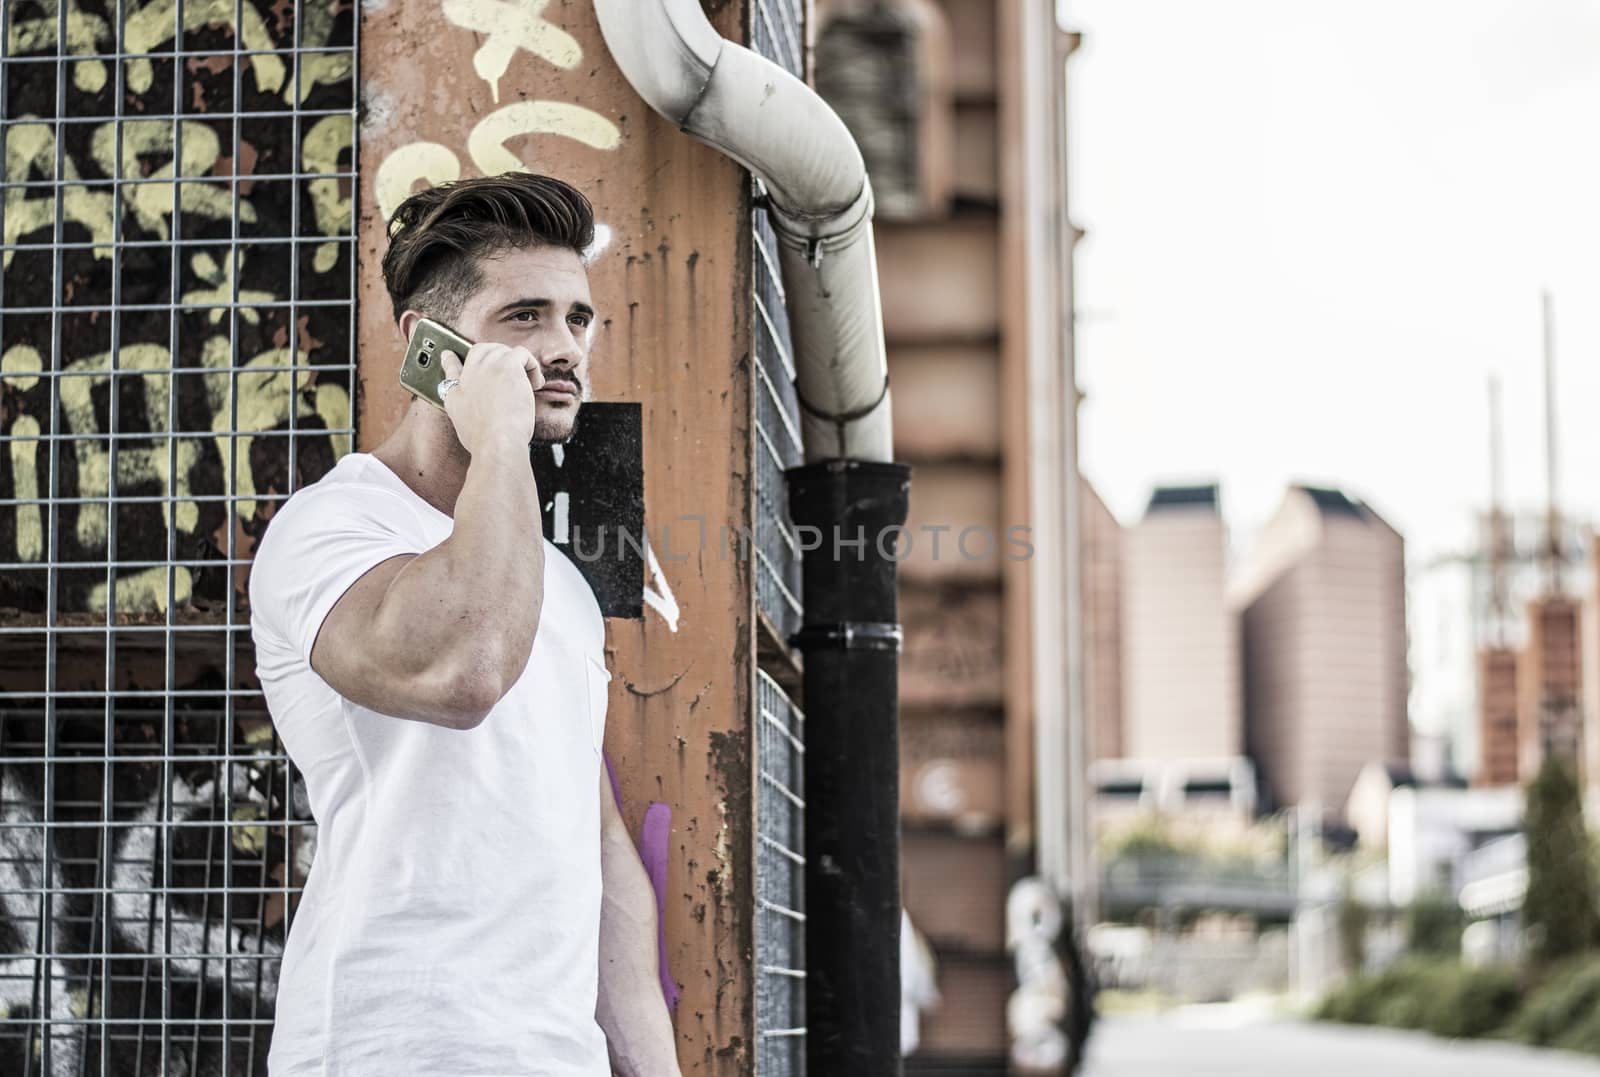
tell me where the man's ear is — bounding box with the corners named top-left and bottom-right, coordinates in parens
top-left (397, 309), bottom-right (423, 344)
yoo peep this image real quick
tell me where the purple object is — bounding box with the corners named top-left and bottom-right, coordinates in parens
top-left (641, 802), bottom-right (679, 1009)
top-left (603, 752), bottom-right (622, 807)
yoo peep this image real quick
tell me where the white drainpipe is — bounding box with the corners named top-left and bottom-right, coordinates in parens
top-left (593, 0), bottom-right (894, 463)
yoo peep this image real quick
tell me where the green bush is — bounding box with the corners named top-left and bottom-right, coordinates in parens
top-left (1509, 960), bottom-right (1600, 1047)
top-left (1336, 891), bottom-right (1370, 976)
top-left (1314, 978), bottom-right (1371, 1024)
top-left (1316, 959), bottom-right (1520, 1039)
top-left (1406, 895), bottom-right (1465, 957)
top-left (1553, 1006), bottom-right (1600, 1056)
top-left (1419, 964), bottom-right (1521, 1039)
top-left (1369, 960), bottom-right (1453, 1031)
top-left (1318, 953), bottom-right (1600, 1056)
top-left (1315, 958), bottom-right (1456, 1029)
top-left (1524, 756), bottom-right (1600, 965)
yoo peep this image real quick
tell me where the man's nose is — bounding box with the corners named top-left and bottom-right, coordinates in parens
top-left (541, 327), bottom-right (582, 369)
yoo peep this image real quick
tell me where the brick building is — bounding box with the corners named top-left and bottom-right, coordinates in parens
top-left (1233, 486), bottom-right (1410, 817)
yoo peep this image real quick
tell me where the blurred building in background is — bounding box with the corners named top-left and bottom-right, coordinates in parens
top-left (1232, 486), bottom-right (1409, 818)
top-left (1121, 485), bottom-right (1240, 762)
top-left (1082, 479), bottom-right (1124, 765)
top-left (1411, 512), bottom-right (1592, 786)
top-left (1087, 483), bottom-right (1256, 834)
top-left (816, 0), bottom-right (1091, 1070)
top-left (1519, 595), bottom-right (1584, 778)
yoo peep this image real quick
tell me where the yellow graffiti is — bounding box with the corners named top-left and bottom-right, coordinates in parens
top-left (4, 123), bottom-right (116, 270)
top-left (89, 120), bottom-right (258, 241)
top-left (2, 346), bottom-right (44, 562)
top-left (205, 344), bottom-right (352, 522)
top-left (3, 4), bottom-right (359, 604)
top-left (123, 0), bottom-right (286, 100)
top-left (8, 417), bottom-right (43, 562)
top-left (375, 142), bottom-right (462, 223)
top-left (88, 566), bottom-right (194, 615)
top-left (57, 345), bottom-right (203, 547)
top-left (440, 0), bottom-right (581, 104)
top-left (302, 115), bottom-right (354, 261)
top-left (75, 60), bottom-right (109, 94)
top-left (289, 0), bottom-right (355, 106)
top-left (376, 103), bottom-right (621, 220)
top-left (375, 2), bottom-right (619, 218)
top-left (7, 0), bottom-right (110, 53)
top-left (316, 383), bottom-right (352, 460)
top-left (467, 101), bottom-right (622, 175)
top-left (231, 805), bottom-right (267, 854)
top-left (17, 330), bottom-right (350, 601)
top-left (2, 344), bottom-right (43, 392)
top-left (7, 0), bottom-right (112, 100)
top-left (7, 105), bottom-right (360, 261)
top-left (182, 252), bottom-right (277, 324)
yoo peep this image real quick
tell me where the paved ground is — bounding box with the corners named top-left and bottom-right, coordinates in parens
top-left (1081, 1008), bottom-right (1600, 1076)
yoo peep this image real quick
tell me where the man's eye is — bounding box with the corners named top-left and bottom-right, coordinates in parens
top-left (511, 311), bottom-right (536, 323)
top-left (569, 315), bottom-right (591, 328)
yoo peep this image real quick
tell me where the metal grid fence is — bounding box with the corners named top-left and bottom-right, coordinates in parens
top-left (751, 0), bottom-right (808, 1071)
top-left (750, 0), bottom-right (805, 649)
top-left (1, 0), bottom-right (355, 1071)
top-left (751, 203), bottom-right (804, 646)
top-left (754, 669), bottom-right (805, 1075)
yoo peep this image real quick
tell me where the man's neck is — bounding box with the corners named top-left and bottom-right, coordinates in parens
top-left (371, 403), bottom-right (474, 518)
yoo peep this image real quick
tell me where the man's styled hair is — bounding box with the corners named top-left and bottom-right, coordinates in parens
top-left (382, 173), bottom-right (596, 325)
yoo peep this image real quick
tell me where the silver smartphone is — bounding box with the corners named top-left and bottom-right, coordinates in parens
top-left (398, 318), bottom-right (474, 410)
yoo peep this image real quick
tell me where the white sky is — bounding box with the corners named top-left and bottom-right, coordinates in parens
top-left (1067, 0), bottom-right (1600, 567)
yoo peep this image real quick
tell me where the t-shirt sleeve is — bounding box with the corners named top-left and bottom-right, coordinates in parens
top-left (248, 483), bottom-right (427, 664)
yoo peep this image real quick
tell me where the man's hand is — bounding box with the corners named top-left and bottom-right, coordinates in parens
top-left (438, 343), bottom-right (544, 453)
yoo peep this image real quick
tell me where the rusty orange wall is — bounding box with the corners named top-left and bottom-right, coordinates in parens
top-left (355, 2), bottom-right (757, 1070)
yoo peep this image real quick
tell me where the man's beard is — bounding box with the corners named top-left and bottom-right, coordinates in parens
top-left (531, 416), bottom-right (577, 446)
top-left (531, 370), bottom-right (582, 445)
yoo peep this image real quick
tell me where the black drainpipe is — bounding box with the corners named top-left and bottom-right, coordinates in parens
top-left (787, 458), bottom-right (913, 1077)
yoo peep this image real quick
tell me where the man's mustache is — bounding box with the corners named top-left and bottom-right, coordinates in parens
top-left (541, 369), bottom-right (581, 392)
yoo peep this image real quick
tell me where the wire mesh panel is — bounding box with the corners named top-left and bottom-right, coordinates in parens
top-left (750, 0), bottom-right (804, 648)
top-left (752, 0), bottom-right (803, 81)
top-left (1, 0), bottom-right (356, 1070)
top-left (755, 670), bottom-right (804, 1075)
top-left (751, 204), bottom-right (803, 645)
top-left (751, 1), bottom-right (807, 1071)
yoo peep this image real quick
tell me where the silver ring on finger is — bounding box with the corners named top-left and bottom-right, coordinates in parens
top-left (437, 378), bottom-right (461, 403)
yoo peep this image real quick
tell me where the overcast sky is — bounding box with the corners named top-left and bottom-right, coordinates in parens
top-left (1067, 0), bottom-right (1600, 567)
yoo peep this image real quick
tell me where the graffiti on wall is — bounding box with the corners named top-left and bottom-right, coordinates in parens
top-left (1, 0), bottom-right (358, 618)
top-left (1, 0), bottom-right (349, 1071)
top-left (0, 706), bottom-right (314, 1075)
top-left (372, 0), bottom-right (621, 222)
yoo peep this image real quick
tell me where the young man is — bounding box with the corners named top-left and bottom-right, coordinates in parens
top-left (249, 174), bottom-right (679, 1076)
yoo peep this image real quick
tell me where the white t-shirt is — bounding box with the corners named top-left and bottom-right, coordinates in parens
top-left (249, 452), bottom-right (612, 1076)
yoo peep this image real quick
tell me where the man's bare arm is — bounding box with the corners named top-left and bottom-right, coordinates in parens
top-left (596, 770), bottom-right (680, 1077)
top-left (309, 344), bottom-right (546, 729)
